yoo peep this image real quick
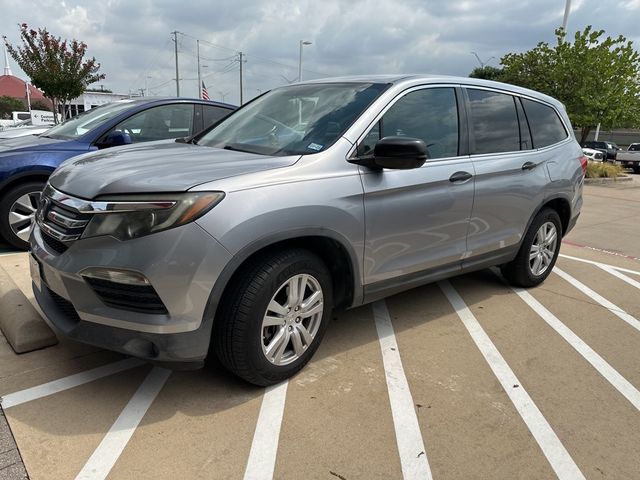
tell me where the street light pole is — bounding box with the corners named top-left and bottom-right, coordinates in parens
top-left (562, 0), bottom-right (572, 31)
top-left (197, 39), bottom-right (202, 99)
top-left (298, 40), bottom-right (312, 82)
top-left (172, 30), bottom-right (181, 96)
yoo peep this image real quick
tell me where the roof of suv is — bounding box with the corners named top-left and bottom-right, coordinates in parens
top-left (301, 74), bottom-right (565, 110)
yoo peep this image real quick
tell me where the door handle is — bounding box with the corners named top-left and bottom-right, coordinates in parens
top-left (449, 171), bottom-right (473, 183)
top-left (522, 161), bottom-right (537, 171)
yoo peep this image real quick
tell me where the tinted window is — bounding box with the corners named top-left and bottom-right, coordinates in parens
top-left (359, 88), bottom-right (459, 160)
top-left (203, 105), bottom-right (232, 128)
top-left (114, 104), bottom-right (194, 142)
top-left (467, 89), bottom-right (520, 154)
top-left (521, 98), bottom-right (567, 148)
top-left (515, 98), bottom-right (533, 150)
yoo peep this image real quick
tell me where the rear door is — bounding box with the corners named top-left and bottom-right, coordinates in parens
top-left (463, 88), bottom-right (560, 264)
top-left (356, 86), bottom-right (475, 287)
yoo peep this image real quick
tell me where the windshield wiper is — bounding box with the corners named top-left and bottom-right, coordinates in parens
top-left (222, 144), bottom-right (255, 154)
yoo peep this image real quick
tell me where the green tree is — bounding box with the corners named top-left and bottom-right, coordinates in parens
top-left (0, 95), bottom-right (24, 119)
top-left (3, 23), bottom-right (105, 123)
top-left (500, 26), bottom-right (640, 144)
top-left (469, 66), bottom-right (504, 81)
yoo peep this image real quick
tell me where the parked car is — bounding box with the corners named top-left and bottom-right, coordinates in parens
top-left (0, 97), bottom-right (235, 249)
top-left (30, 75), bottom-right (584, 386)
top-left (582, 147), bottom-right (604, 162)
top-left (582, 140), bottom-right (620, 162)
top-left (617, 142), bottom-right (640, 173)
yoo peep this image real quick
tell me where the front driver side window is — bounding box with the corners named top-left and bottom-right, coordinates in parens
top-left (112, 104), bottom-right (195, 143)
top-left (358, 88), bottom-right (459, 159)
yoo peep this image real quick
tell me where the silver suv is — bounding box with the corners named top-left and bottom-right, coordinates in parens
top-left (30, 75), bottom-right (585, 385)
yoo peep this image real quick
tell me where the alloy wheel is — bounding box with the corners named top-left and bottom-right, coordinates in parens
top-left (529, 221), bottom-right (558, 276)
top-left (8, 192), bottom-right (41, 242)
top-left (261, 273), bottom-right (324, 366)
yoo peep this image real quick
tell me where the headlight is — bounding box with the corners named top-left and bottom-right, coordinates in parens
top-left (81, 192), bottom-right (224, 241)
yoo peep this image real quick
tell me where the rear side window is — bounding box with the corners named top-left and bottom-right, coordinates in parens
top-left (521, 98), bottom-right (567, 148)
top-left (467, 89), bottom-right (520, 154)
top-left (203, 105), bottom-right (232, 128)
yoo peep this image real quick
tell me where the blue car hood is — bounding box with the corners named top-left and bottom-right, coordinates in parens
top-left (49, 141), bottom-right (300, 198)
top-left (0, 135), bottom-right (84, 154)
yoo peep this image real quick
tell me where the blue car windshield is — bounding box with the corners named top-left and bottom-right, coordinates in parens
top-left (44, 100), bottom-right (138, 140)
top-left (196, 82), bottom-right (389, 156)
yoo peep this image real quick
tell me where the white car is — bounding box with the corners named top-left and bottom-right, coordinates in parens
top-left (582, 147), bottom-right (604, 162)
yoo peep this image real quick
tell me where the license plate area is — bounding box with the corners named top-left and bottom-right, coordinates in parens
top-left (29, 254), bottom-right (45, 291)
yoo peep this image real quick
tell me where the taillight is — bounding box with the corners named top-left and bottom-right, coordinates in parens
top-left (579, 155), bottom-right (588, 175)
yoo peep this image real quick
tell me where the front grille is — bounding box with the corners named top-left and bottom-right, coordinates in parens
top-left (38, 195), bottom-right (93, 255)
top-left (47, 287), bottom-right (81, 324)
top-left (42, 230), bottom-right (69, 254)
top-left (84, 277), bottom-right (168, 315)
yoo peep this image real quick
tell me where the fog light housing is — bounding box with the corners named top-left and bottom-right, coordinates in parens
top-left (80, 267), bottom-right (151, 286)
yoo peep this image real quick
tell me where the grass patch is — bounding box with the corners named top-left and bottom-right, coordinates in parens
top-left (585, 161), bottom-right (625, 178)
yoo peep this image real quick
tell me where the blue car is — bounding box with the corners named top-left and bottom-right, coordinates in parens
top-left (0, 97), bottom-right (235, 249)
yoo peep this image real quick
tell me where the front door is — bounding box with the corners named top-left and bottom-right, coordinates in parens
top-left (356, 86), bottom-right (475, 288)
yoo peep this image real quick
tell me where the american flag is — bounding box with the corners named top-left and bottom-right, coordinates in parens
top-left (201, 81), bottom-right (210, 100)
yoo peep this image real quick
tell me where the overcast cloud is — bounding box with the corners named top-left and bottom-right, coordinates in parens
top-left (1, 0), bottom-right (639, 105)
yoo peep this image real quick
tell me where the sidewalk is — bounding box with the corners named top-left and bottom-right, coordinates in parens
top-left (0, 406), bottom-right (27, 480)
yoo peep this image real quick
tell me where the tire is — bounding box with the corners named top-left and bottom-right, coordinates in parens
top-left (213, 248), bottom-right (333, 386)
top-left (0, 181), bottom-right (45, 250)
top-left (500, 208), bottom-right (562, 288)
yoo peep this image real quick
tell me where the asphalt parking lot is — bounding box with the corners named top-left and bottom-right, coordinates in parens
top-left (0, 178), bottom-right (639, 480)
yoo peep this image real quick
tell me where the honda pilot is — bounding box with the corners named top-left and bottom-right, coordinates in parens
top-left (30, 75), bottom-right (585, 386)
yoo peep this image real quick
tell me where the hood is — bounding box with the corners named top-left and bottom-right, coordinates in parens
top-left (49, 141), bottom-right (300, 199)
top-left (0, 134), bottom-right (75, 153)
top-left (0, 126), bottom-right (51, 140)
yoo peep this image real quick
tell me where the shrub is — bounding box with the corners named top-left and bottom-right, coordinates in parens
top-left (585, 161), bottom-right (625, 178)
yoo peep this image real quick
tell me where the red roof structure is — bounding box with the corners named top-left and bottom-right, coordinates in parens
top-left (0, 75), bottom-right (47, 100)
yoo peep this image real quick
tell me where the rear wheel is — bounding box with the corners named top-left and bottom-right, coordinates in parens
top-left (501, 208), bottom-right (561, 288)
top-left (0, 181), bottom-right (45, 250)
top-left (213, 249), bottom-right (333, 386)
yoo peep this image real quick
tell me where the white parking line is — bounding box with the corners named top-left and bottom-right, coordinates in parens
top-left (439, 280), bottom-right (586, 480)
top-left (508, 284), bottom-right (640, 411)
top-left (596, 264), bottom-right (640, 291)
top-left (75, 367), bottom-right (171, 480)
top-left (554, 267), bottom-right (640, 333)
top-left (243, 381), bottom-right (288, 480)
top-left (372, 300), bottom-right (433, 480)
top-left (1, 358), bottom-right (146, 409)
top-left (559, 253), bottom-right (640, 276)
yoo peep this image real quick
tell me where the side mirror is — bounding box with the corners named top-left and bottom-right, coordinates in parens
top-left (351, 136), bottom-right (428, 170)
top-left (98, 131), bottom-right (132, 148)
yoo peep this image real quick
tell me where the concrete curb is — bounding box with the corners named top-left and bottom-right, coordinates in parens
top-left (584, 176), bottom-right (633, 185)
top-left (0, 265), bottom-right (58, 354)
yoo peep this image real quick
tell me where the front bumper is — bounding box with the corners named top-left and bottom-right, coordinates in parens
top-left (30, 222), bottom-right (232, 365)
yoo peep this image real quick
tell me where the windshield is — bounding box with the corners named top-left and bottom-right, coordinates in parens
top-left (197, 82), bottom-right (389, 156)
top-left (44, 101), bottom-right (137, 140)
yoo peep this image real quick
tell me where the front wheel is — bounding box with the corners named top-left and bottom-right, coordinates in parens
top-left (501, 208), bottom-right (562, 288)
top-left (213, 249), bottom-right (333, 386)
top-left (0, 181), bottom-right (45, 250)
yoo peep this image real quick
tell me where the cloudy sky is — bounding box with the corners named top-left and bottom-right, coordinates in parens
top-left (1, 0), bottom-right (639, 105)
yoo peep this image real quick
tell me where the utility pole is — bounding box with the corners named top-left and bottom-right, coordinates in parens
top-left (172, 30), bottom-right (180, 96)
top-left (239, 51), bottom-right (244, 105)
top-left (197, 39), bottom-right (202, 99)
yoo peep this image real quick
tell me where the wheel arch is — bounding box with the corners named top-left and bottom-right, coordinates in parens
top-left (0, 169), bottom-right (53, 198)
top-left (203, 229), bottom-right (362, 333)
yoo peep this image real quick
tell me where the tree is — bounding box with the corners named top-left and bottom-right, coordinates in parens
top-left (500, 26), bottom-right (640, 144)
top-left (469, 66), bottom-right (504, 81)
top-left (0, 96), bottom-right (24, 119)
top-left (3, 23), bottom-right (105, 122)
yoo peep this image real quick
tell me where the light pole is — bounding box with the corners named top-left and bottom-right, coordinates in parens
top-left (470, 52), bottom-right (495, 68)
top-left (298, 40), bottom-right (312, 82)
top-left (561, 0), bottom-right (571, 31)
top-left (144, 76), bottom-right (152, 96)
